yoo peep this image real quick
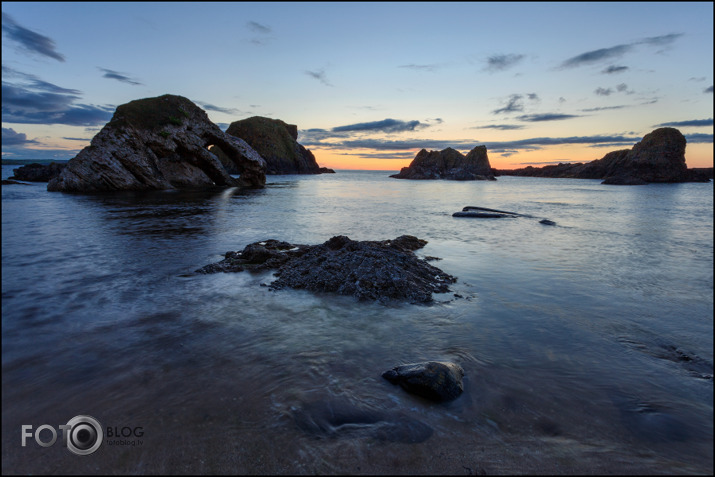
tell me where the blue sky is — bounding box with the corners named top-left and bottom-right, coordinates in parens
top-left (2, 2), bottom-right (713, 169)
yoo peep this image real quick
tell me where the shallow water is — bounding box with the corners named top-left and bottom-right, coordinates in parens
top-left (2, 167), bottom-right (713, 474)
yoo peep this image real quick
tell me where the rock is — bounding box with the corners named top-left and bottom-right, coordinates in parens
top-left (10, 162), bottom-right (66, 182)
top-left (382, 361), bottom-right (464, 402)
top-left (293, 398), bottom-right (433, 443)
top-left (496, 128), bottom-right (706, 185)
top-left (47, 94), bottom-right (266, 192)
top-left (224, 116), bottom-right (329, 174)
top-left (539, 219), bottom-right (556, 226)
top-left (2, 179), bottom-right (32, 185)
top-left (453, 212), bottom-right (513, 218)
top-left (391, 145), bottom-right (496, 181)
top-left (601, 128), bottom-right (688, 184)
top-left (195, 235), bottom-right (457, 303)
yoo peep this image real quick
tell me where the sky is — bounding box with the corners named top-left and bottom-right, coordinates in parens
top-left (2, 2), bottom-right (713, 170)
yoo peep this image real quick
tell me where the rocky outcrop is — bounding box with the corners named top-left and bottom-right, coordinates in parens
top-left (223, 116), bottom-right (333, 174)
top-left (48, 95), bottom-right (266, 192)
top-left (391, 145), bottom-right (495, 180)
top-left (195, 235), bottom-right (457, 303)
top-left (382, 361), bottom-right (465, 402)
top-left (10, 162), bottom-right (66, 182)
top-left (497, 128), bottom-right (709, 184)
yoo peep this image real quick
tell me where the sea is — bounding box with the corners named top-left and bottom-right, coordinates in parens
top-left (2, 166), bottom-right (713, 474)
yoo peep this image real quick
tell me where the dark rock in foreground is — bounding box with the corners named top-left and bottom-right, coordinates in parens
top-left (10, 162), bottom-right (66, 182)
top-left (48, 94), bottom-right (266, 192)
top-left (496, 128), bottom-right (709, 185)
top-left (382, 361), bottom-right (464, 402)
top-left (196, 235), bottom-right (457, 303)
top-left (391, 146), bottom-right (496, 180)
top-left (223, 116), bottom-right (333, 174)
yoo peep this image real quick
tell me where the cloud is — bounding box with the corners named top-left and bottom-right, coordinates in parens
top-left (332, 118), bottom-right (422, 133)
top-left (247, 21), bottom-right (272, 45)
top-left (653, 119), bottom-right (713, 128)
top-left (595, 87), bottom-right (613, 96)
top-left (684, 133), bottom-right (713, 143)
top-left (581, 105), bottom-right (628, 112)
top-left (561, 44), bottom-right (632, 68)
top-left (705, 86), bottom-right (714, 94)
top-left (637, 33), bottom-right (683, 47)
top-left (602, 65), bottom-right (629, 74)
top-left (304, 69), bottom-right (333, 86)
top-left (98, 68), bottom-right (142, 85)
top-left (197, 102), bottom-right (241, 115)
top-left (492, 94), bottom-right (524, 114)
top-left (473, 124), bottom-right (525, 130)
top-left (2, 70), bottom-right (114, 126)
top-left (2, 127), bottom-right (38, 146)
top-left (2, 13), bottom-right (65, 62)
top-left (517, 113), bottom-right (582, 122)
top-left (399, 64), bottom-right (439, 72)
top-left (484, 54), bottom-right (524, 72)
top-left (247, 21), bottom-right (271, 34)
top-left (560, 33), bottom-right (683, 68)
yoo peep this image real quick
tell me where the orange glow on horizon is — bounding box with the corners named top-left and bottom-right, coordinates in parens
top-left (312, 143), bottom-right (714, 171)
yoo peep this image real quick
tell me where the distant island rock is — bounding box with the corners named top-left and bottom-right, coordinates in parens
top-left (218, 116), bottom-right (334, 174)
top-left (497, 128), bottom-right (712, 185)
top-left (48, 94), bottom-right (267, 193)
top-left (9, 162), bottom-right (66, 182)
top-left (195, 235), bottom-right (457, 303)
top-left (391, 145), bottom-right (496, 181)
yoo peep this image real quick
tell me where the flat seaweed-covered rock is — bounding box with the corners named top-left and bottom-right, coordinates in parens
top-left (48, 94), bottom-right (266, 192)
top-left (195, 235), bottom-right (456, 303)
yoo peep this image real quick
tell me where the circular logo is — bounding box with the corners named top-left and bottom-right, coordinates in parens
top-left (65, 415), bottom-right (102, 455)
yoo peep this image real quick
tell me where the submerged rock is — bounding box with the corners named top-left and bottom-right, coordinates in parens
top-left (196, 235), bottom-right (456, 303)
top-left (223, 116), bottom-right (333, 174)
top-left (391, 145), bottom-right (495, 180)
top-left (48, 94), bottom-right (266, 192)
top-left (293, 398), bottom-right (433, 443)
top-left (382, 361), bottom-right (464, 402)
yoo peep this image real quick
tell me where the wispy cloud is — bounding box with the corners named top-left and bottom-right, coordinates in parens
top-left (602, 65), bottom-right (629, 74)
top-left (2, 67), bottom-right (114, 126)
top-left (304, 69), bottom-right (333, 87)
top-left (332, 119), bottom-right (422, 133)
top-left (492, 94), bottom-right (524, 114)
top-left (581, 105), bottom-right (628, 112)
top-left (473, 124), bottom-right (525, 130)
top-left (517, 113), bottom-right (582, 122)
top-left (560, 33), bottom-right (683, 68)
top-left (484, 54), bottom-right (524, 72)
top-left (399, 64), bottom-right (439, 72)
top-left (196, 102), bottom-right (242, 115)
top-left (2, 13), bottom-right (65, 62)
top-left (247, 20), bottom-right (272, 45)
top-left (98, 68), bottom-right (142, 85)
top-left (705, 86), bottom-right (714, 94)
top-left (654, 118), bottom-right (713, 128)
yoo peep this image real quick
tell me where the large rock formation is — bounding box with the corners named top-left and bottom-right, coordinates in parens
top-left (48, 95), bottom-right (266, 192)
top-left (195, 235), bottom-right (457, 303)
top-left (221, 116), bottom-right (333, 174)
top-left (497, 128), bottom-right (709, 184)
top-left (10, 162), bottom-right (66, 182)
top-left (390, 145), bottom-right (495, 180)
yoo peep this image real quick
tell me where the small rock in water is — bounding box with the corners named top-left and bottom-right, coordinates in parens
top-left (382, 361), bottom-right (464, 402)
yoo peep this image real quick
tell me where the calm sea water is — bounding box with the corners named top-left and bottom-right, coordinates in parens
top-left (2, 166), bottom-right (713, 474)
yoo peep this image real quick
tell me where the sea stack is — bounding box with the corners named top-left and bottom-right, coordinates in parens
top-left (48, 94), bottom-right (266, 192)
top-left (390, 145), bottom-right (495, 180)
top-left (222, 116), bottom-right (333, 174)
